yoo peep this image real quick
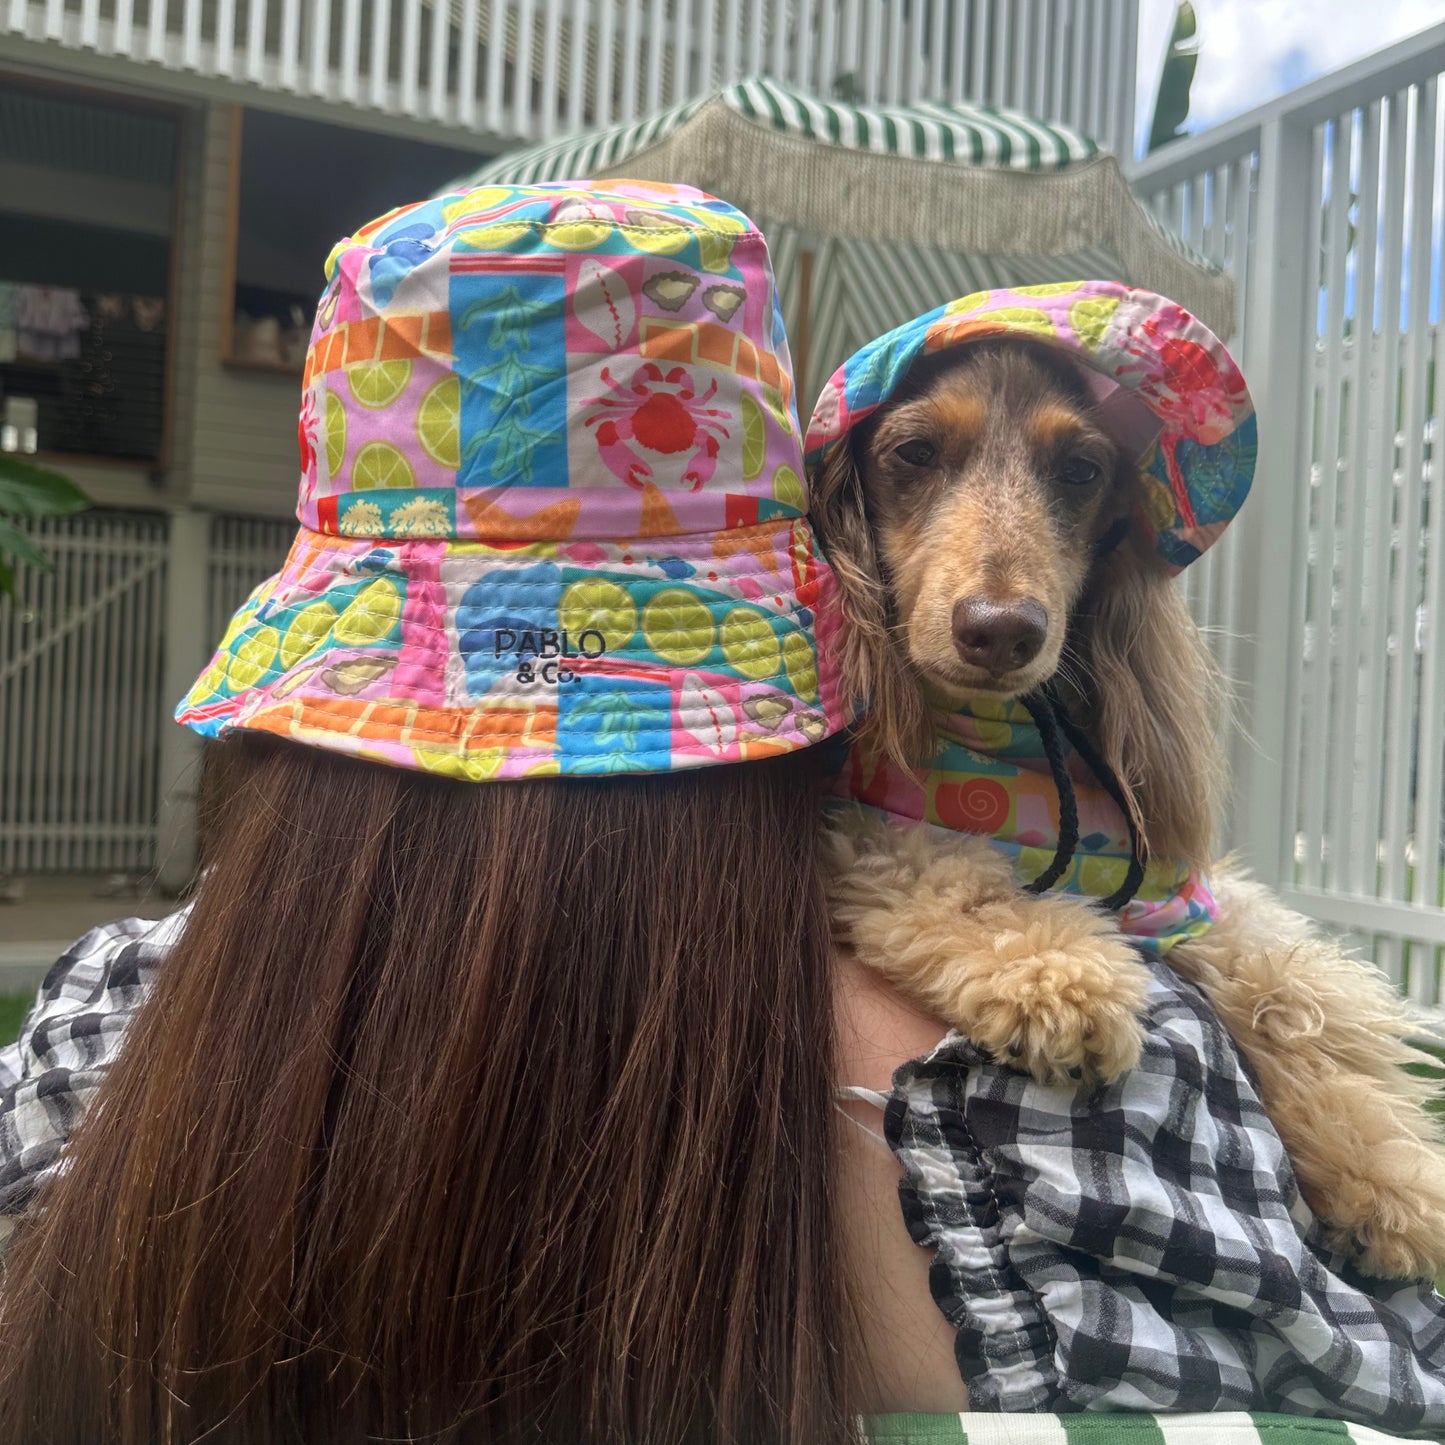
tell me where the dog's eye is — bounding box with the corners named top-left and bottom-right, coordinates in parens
top-left (1059, 456), bottom-right (1102, 486)
top-left (894, 440), bottom-right (937, 468)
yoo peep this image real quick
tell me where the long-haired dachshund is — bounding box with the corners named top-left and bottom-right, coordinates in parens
top-left (815, 334), bottom-right (1445, 1280)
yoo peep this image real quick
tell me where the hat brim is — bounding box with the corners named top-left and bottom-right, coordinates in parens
top-left (177, 517), bottom-right (849, 779)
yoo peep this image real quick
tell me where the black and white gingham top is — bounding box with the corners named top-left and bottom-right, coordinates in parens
top-left (4, 914), bottom-right (1445, 1436)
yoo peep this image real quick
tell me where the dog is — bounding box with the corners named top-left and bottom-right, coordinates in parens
top-left (812, 329), bottom-right (1445, 1281)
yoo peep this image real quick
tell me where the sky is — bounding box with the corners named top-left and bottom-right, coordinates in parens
top-left (1133, 0), bottom-right (1445, 158)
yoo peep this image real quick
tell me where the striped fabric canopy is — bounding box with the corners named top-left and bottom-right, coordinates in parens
top-left (455, 79), bottom-right (1233, 401)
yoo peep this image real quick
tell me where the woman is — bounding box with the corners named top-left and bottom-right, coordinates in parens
top-left (2, 182), bottom-right (1441, 1445)
top-left (0, 179), bottom-right (877, 1445)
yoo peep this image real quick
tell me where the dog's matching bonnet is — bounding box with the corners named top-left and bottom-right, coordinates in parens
top-left (805, 280), bottom-right (1256, 572)
top-left (178, 181), bottom-right (852, 778)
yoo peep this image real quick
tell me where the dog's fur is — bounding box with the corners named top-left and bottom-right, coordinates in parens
top-left (817, 338), bottom-right (1445, 1280)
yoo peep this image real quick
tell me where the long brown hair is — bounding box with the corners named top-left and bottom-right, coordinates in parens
top-left (0, 733), bottom-right (853, 1445)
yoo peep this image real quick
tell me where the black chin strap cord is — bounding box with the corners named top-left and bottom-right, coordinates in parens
top-left (1019, 686), bottom-right (1148, 913)
top-left (1019, 691), bottom-right (1079, 894)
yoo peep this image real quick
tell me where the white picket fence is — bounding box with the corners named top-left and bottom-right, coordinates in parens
top-left (1129, 22), bottom-right (1445, 1003)
top-left (1, 0), bottom-right (1136, 154)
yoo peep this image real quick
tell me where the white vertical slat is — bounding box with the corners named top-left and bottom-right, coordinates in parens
top-left (620, 0), bottom-right (641, 120)
top-left (565, 0), bottom-right (588, 131)
top-left (1009, 0), bottom-right (1029, 111)
top-left (970, 0), bottom-right (989, 102)
top-left (796, 0), bottom-right (815, 97)
top-left (43, 0), bottom-right (62, 41)
top-left (1, 542), bottom-right (19, 874)
top-left (719, 0), bottom-right (739, 82)
top-left (836, 0), bottom-right (860, 88)
top-left (1300, 117), bottom-right (1351, 891)
top-left (861, 0), bottom-right (882, 103)
top-left (140, 548), bottom-right (166, 872)
top-left (428, 0), bottom-right (452, 118)
top-left (146, 0), bottom-right (168, 63)
top-left (594, 0), bottom-right (616, 124)
top-left (1335, 102), bottom-right (1382, 897)
top-left (1029, 0), bottom-right (1050, 118)
top-left (900, 0), bottom-right (923, 103)
top-left (55, 525), bottom-right (78, 872)
top-left (309, 0), bottom-right (333, 95)
top-left (1278, 123), bottom-right (1326, 894)
top-left (989, 0), bottom-right (1008, 104)
top-left (1067, 0), bottom-right (1088, 134)
top-left (180, 0), bottom-right (200, 70)
top-left (214, 0), bottom-right (236, 73)
top-left (113, 525), bottom-right (141, 876)
top-left (948, 0), bottom-right (968, 102)
top-left (1383, 82), bottom-right (1437, 886)
top-left (643, 0), bottom-right (662, 114)
top-left (483, 0), bottom-right (506, 131)
top-left (1393, 79), bottom-right (1441, 1004)
top-left (667, 0), bottom-right (689, 105)
top-left (338, 0), bottom-right (361, 101)
top-left (1358, 88), bottom-right (1410, 986)
top-left (113, 0), bottom-right (134, 55)
top-left (33, 538), bottom-right (58, 871)
top-left (80, 0), bottom-right (100, 49)
top-left (278, 0), bottom-right (301, 87)
top-left (537, 0), bottom-right (562, 132)
top-left (248, 0), bottom-right (269, 83)
top-left (770, 0), bottom-right (787, 92)
top-left (927, 0), bottom-right (945, 99)
top-left (1049, 0), bottom-right (1069, 128)
top-left (73, 522), bottom-right (99, 872)
top-left (1413, 313), bottom-right (1445, 925)
top-left (399, 0), bottom-right (421, 114)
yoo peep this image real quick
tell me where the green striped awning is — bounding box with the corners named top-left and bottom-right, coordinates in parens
top-left (464, 78), bottom-right (1098, 187)
top-left (456, 79), bottom-right (1235, 401)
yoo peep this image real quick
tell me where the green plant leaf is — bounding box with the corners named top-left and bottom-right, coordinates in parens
top-left (0, 517), bottom-right (54, 574)
top-left (0, 456), bottom-right (91, 519)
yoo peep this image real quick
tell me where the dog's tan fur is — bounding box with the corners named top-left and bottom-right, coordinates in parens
top-left (816, 339), bottom-right (1445, 1279)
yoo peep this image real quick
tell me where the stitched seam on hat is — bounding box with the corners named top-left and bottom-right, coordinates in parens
top-left (428, 220), bottom-right (767, 243)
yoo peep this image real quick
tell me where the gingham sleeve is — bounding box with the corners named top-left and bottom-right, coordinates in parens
top-left (886, 962), bottom-right (1445, 1436)
top-left (0, 908), bottom-right (185, 1222)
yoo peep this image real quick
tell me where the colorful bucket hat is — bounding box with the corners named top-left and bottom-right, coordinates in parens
top-left (804, 280), bottom-right (1257, 571)
top-left (178, 181), bottom-right (851, 780)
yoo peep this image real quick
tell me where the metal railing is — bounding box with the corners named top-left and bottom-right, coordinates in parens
top-left (3, 0), bottom-right (1136, 153)
top-left (1129, 22), bottom-right (1445, 1003)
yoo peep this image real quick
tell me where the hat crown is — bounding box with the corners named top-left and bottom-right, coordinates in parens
top-left (300, 181), bottom-right (808, 546)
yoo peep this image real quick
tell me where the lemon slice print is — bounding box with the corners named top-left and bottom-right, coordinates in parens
top-left (559, 578), bottom-right (637, 653)
top-left (185, 659), bottom-right (229, 705)
top-left (417, 375), bottom-right (461, 470)
top-left (771, 464), bottom-right (805, 511)
top-left (332, 579), bottom-right (403, 647)
top-left (280, 600), bottom-right (338, 669)
top-left (348, 358), bottom-right (413, 409)
top-left (1069, 296), bottom-right (1121, 351)
top-left (720, 608), bottom-right (781, 681)
top-left (781, 630), bottom-right (818, 702)
top-left (741, 393), bottom-right (767, 481)
top-left (455, 222), bottom-right (531, 250)
top-left (545, 220), bottom-right (614, 251)
top-left (324, 390), bottom-right (347, 476)
top-left (642, 588), bottom-right (714, 665)
top-left (226, 626), bottom-right (280, 689)
top-left (352, 440), bottom-right (416, 490)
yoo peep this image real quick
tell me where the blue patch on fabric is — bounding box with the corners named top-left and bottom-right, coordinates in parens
top-left (453, 270), bottom-right (569, 489)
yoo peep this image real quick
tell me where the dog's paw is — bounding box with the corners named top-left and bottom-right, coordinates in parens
top-left (1311, 1136), bottom-right (1445, 1281)
top-left (954, 911), bottom-right (1150, 1087)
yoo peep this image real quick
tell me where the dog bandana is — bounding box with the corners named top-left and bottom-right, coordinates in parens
top-left (837, 696), bottom-right (1217, 953)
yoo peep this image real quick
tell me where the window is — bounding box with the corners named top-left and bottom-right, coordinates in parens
top-left (0, 81), bottom-right (179, 464)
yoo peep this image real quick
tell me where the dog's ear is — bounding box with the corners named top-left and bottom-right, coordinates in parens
top-left (809, 439), bottom-right (931, 769)
top-left (1072, 524), bottom-right (1228, 870)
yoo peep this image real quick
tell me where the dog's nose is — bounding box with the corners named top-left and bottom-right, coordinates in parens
top-left (951, 596), bottom-right (1048, 675)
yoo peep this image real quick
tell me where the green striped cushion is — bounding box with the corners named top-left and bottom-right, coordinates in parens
top-left (862, 1414), bottom-right (1409, 1444)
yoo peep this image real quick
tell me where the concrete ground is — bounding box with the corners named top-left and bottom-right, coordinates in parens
top-left (0, 875), bottom-right (176, 990)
